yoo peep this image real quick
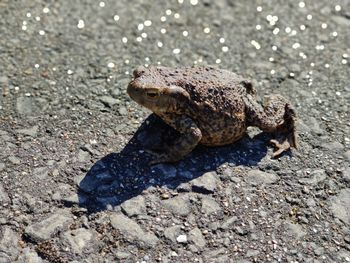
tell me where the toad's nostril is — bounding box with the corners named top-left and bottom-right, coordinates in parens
top-left (133, 66), bottom-right (147, 78)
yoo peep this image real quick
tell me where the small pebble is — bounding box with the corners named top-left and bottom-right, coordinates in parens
top-left (176, 234), bottom-right (187, 243)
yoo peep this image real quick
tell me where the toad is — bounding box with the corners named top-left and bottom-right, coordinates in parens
top-left (127, 66), bottom-right (297, 164)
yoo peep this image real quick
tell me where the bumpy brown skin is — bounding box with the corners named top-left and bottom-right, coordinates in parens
top-left (127, 65), bottom-right (297, 164)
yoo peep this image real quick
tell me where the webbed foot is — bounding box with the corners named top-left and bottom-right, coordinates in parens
top-left (145, 114), bottom-right (202, 165)
top-left (270, 131), bottom-right (297, 157)
top-left (146, 150), bottom-right (180, 165)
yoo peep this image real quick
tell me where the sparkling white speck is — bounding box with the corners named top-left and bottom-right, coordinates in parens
top-left (138, 24), bottom-right (144, 30)
top-left (335, 5), bottom-right (341, 11)
top-left (273, 28), bottom-right (280, 35)
top-left (203, 27), bottom-right (210, 34)
top-left (292, 43), bottom-right (300, 49)
top-left (222, 46), bottom-right (229, 52)
top-left (77, 20), bottom-right (85, 29)
top-left (144, 20), bottom-right (152, 27)
top-left (315, 45), bottom-right (325, 50)
top-left (251, 40), bottom-right (261, 50)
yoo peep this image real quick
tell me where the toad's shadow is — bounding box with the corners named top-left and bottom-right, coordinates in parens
top-left (77, 114), bottom-right (270, 213)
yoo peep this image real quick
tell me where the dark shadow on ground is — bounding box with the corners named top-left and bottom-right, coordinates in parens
top-left (76, 114), bottom-right (271, 213)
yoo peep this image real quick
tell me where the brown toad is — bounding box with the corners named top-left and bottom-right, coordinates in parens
top-left (127, 66), bottom-right (297, 164)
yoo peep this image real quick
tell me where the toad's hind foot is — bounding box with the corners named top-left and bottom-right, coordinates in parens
top-left (270, 130), bottom-right (297, 157)
top-left (270, 103), bottom-right (298, 157)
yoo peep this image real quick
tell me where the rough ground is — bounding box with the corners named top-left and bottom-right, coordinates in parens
top-left (0, 0), bottom-right (350, 262)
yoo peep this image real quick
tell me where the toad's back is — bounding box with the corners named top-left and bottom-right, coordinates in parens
top-left (149, 66), bottom-right (252, 145)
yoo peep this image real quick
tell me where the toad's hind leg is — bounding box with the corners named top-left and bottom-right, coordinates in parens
top-left (245, 94), bottom-right (297, 157)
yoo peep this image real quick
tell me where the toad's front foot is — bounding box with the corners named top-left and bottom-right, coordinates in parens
top-left (146, 114), bottom-right (202, 165)
top-left (146, 150), bottom-right (181, 165)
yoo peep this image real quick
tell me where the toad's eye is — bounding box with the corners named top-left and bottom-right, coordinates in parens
top-left (146, 91), bottom-right (159, 98)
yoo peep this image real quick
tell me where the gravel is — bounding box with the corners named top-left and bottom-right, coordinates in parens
top-left (188, 227), bottom-right (206, 248)
top-left (176, 234), bottom-right (188, 244)
top-left (16, 248), bottom-right (42, 263)
top-left (200, 196), bottom-right (221, 214)
top-left (120, 195), bottom-right (146, 217)
top-left (298, 169), bottom-right (327, 185)
top-left (0, 0), bottom-right (349, 262)
top-left (329, 189), bottom-right (350, 224)
top-left (284, 220), bottom-right (307, 239)
top-left (62, 228), bottom-right (94, 254)
top-left (109, 213), bottom-right (159, 247)
top-left (16, 125), bottom-right (39, 137)
top-left (0, 227), bottom-right (20, 262)
top-left (191, 171), bottom-right (218, 193)
top-left (24, 210), bottom-right (73, 242)
top-left (245, 169), bottom-right (279, 185)
top-left (164, 225), bottom-right (182, 243)
top-left (0, 183), bottom-right (9, 203)
top-left (162, 194), bottom-right (192, 216)
top-left (99, 96), bottom-right (120, 108)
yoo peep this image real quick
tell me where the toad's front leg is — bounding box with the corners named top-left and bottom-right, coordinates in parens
top-left (149, 114), bottom-right (202, 165)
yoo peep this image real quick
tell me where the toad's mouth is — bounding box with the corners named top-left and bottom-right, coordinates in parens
top-left (127, 81), bottom-right (152, 109)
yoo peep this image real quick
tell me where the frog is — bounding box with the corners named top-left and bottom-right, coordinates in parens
top-left (127, 65), bottom-right (297, 164)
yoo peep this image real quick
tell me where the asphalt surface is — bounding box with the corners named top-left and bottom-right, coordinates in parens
top-left (0, 0), bottom-right (350, 262)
